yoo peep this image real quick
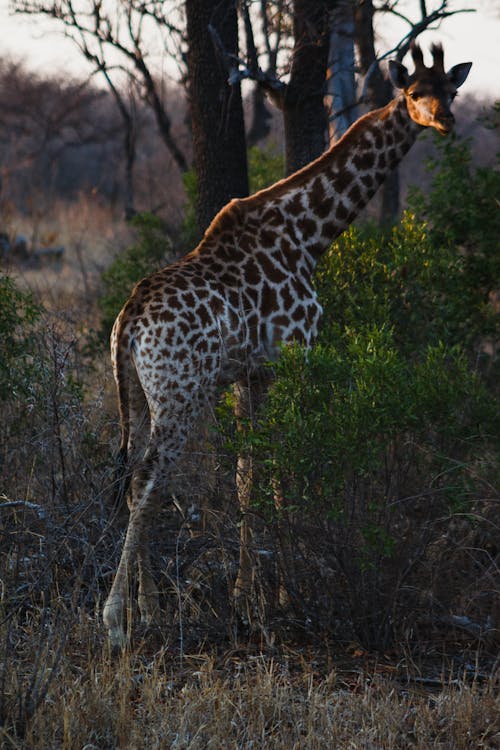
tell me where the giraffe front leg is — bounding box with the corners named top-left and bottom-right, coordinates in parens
top-left (232, 377), bottom-right (270, 625)
top-left (272, 476), bottom-right (296, 610)
top-left (137, 541), bottom-right (160, 626)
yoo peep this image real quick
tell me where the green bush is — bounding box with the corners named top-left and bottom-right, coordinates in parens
top-left (316, 212), bottom-right (497, 357)
top-left (0, 275), bottom-right (41, 401)
top-left (98, 213), bottom-right (172, 338)
top-left (255, 330), bottom-right (492, 512)
top-left (317, 134), bottom-right (499, 357)
top-left (242, 329), bottom-right (495, 645)
top-left (407, 134), bottom-right (500, 346)
top-left (247, 144), bottom-right (285, 193)
top-left (408, 134), bottom-right (499, 263)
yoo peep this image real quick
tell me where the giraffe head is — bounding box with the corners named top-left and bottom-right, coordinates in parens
top-left (388, 42), bottom-right (472, 135)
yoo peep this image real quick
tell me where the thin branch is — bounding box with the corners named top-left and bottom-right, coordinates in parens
top-left (209, 19), bottom-right (286, 107)
top-left (361, 2), bottom-right (476, 102)
top-left (0, 497), bottom-right (46, 519)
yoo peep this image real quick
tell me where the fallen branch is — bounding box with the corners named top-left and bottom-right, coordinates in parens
top-left (438, 614), bottom-right (496, 639)
top-left (0, 497), bottom-right (46, 519)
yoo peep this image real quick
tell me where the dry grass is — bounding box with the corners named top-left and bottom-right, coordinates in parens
top-left (3, 193), bottom-right (132, 319)
top-left (1, 616), bottom-right (499, 750)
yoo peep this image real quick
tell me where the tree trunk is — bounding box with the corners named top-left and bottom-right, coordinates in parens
top-left (123, 120), bottom-right (136, 221)
top-left (283, 0), bottom-right (332, 175)
top-left (354, 0), bottom-right (400, 223)
top-left (247, 84), bottom-right (273, 147)
top-left (328, 0), bottom-right (358, 141)
top-left (185, 0), bottom-right (249, 234)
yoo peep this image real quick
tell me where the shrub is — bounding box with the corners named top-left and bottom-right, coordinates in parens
top-left (241, 328), bottom-right (495, 646)
top-left (247, 144), bottom-right (285, 193)
top-left (407, 134), bottom-right (500, 264)
top-left (316, 211), bottom-right (497, 357)
top-left (407, 134), bottom-right (500, 353)
top-left (0, 275), bottom-right (41, 402)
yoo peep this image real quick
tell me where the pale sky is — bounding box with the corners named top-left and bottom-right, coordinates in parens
top-left (0, 0), bottom-right (498, 101)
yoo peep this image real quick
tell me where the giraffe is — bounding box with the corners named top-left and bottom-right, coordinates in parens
top-left (103, 43), bottom-right (471, 648)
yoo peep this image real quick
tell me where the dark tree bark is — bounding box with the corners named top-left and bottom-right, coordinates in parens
top-left (246, 85), bottom-right (274, 147)
top-left (283, 0), bottom-right (333, 175)
top-left (185, 0), bottom-right (249, 234)
top-left (241, 0), bottom-right (274, 147)
top-left (355, 0), bottom-right (400, 222)
top-left (328, 0), bottom-right (358, 140)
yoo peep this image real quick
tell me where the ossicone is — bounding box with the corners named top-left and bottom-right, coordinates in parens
top-left (410, 41), bottom-right (425, 71)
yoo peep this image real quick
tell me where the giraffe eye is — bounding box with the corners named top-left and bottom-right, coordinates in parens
top-left (409, 91), bottom-right (421, 100)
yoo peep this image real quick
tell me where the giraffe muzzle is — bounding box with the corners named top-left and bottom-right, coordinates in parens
top-left (435, 112), bottom-right (455, 135)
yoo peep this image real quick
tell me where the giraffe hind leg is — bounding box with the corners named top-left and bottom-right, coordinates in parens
top-left (136, 504), bottom-right (160, 626)
top-left (126, 371), bottom-right (161, 626)
top-left (104, 418), bottom-right (201, 647)
top-left (103, 453), bottom-right (163, 649)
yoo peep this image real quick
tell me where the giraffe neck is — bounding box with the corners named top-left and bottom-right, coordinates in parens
top-left (251, 96), bottom-right (420, 267)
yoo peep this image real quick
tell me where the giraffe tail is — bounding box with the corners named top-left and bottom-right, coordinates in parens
top-left (111, 444), bottom-right (131, 513)
top-left (110, 312), bottom-right (132, 514)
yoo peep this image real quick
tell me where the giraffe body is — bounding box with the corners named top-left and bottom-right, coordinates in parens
top-left (103, 44), bottom-right (471, 648)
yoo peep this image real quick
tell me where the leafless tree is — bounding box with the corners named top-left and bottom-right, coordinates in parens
top-left (0, 59), bottom-right (119, 210)
top-left (228, 0), bottom-right (335, 174)
top-left (14, 0), bottom-right (189, 177)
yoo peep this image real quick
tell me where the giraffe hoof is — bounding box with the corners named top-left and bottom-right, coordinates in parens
top-left (105, 628), bottom-right (127, 656)
top-left (233, 588), bottom-right (254, 628)
top-left (138, 596), bottom-right (161, 627)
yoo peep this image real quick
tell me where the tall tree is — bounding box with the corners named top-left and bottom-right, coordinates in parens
top-left (283, 0), bottom-right (333, 174)
top-left (355, 0), bottom-right (398, 221)
top-left (185, 0), bottom-right (249, 233)
top-left (232, 0), bottom-right (334, 174)
top-left (328, 0), bottom-right (358, 140)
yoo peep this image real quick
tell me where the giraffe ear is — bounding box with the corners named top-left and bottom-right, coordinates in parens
top-left (447, 62), bottom-right (472, 89)
top-left (388, 60), bottom-right (409, 90)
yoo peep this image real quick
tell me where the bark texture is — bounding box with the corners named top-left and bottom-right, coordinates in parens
top-left (186, 0), bottom-right (249, 233)
top-left (283, 0), bottom-right (333, 175)
top-left (355, 0), bottom-right (400, 221)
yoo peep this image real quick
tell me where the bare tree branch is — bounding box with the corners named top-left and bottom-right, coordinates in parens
top-left (13, 0), bottom-right (188, 173)
top-left (208, 15), bottom-right (286, 107)
top-left (361, 1), bottom-right (476, 102)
